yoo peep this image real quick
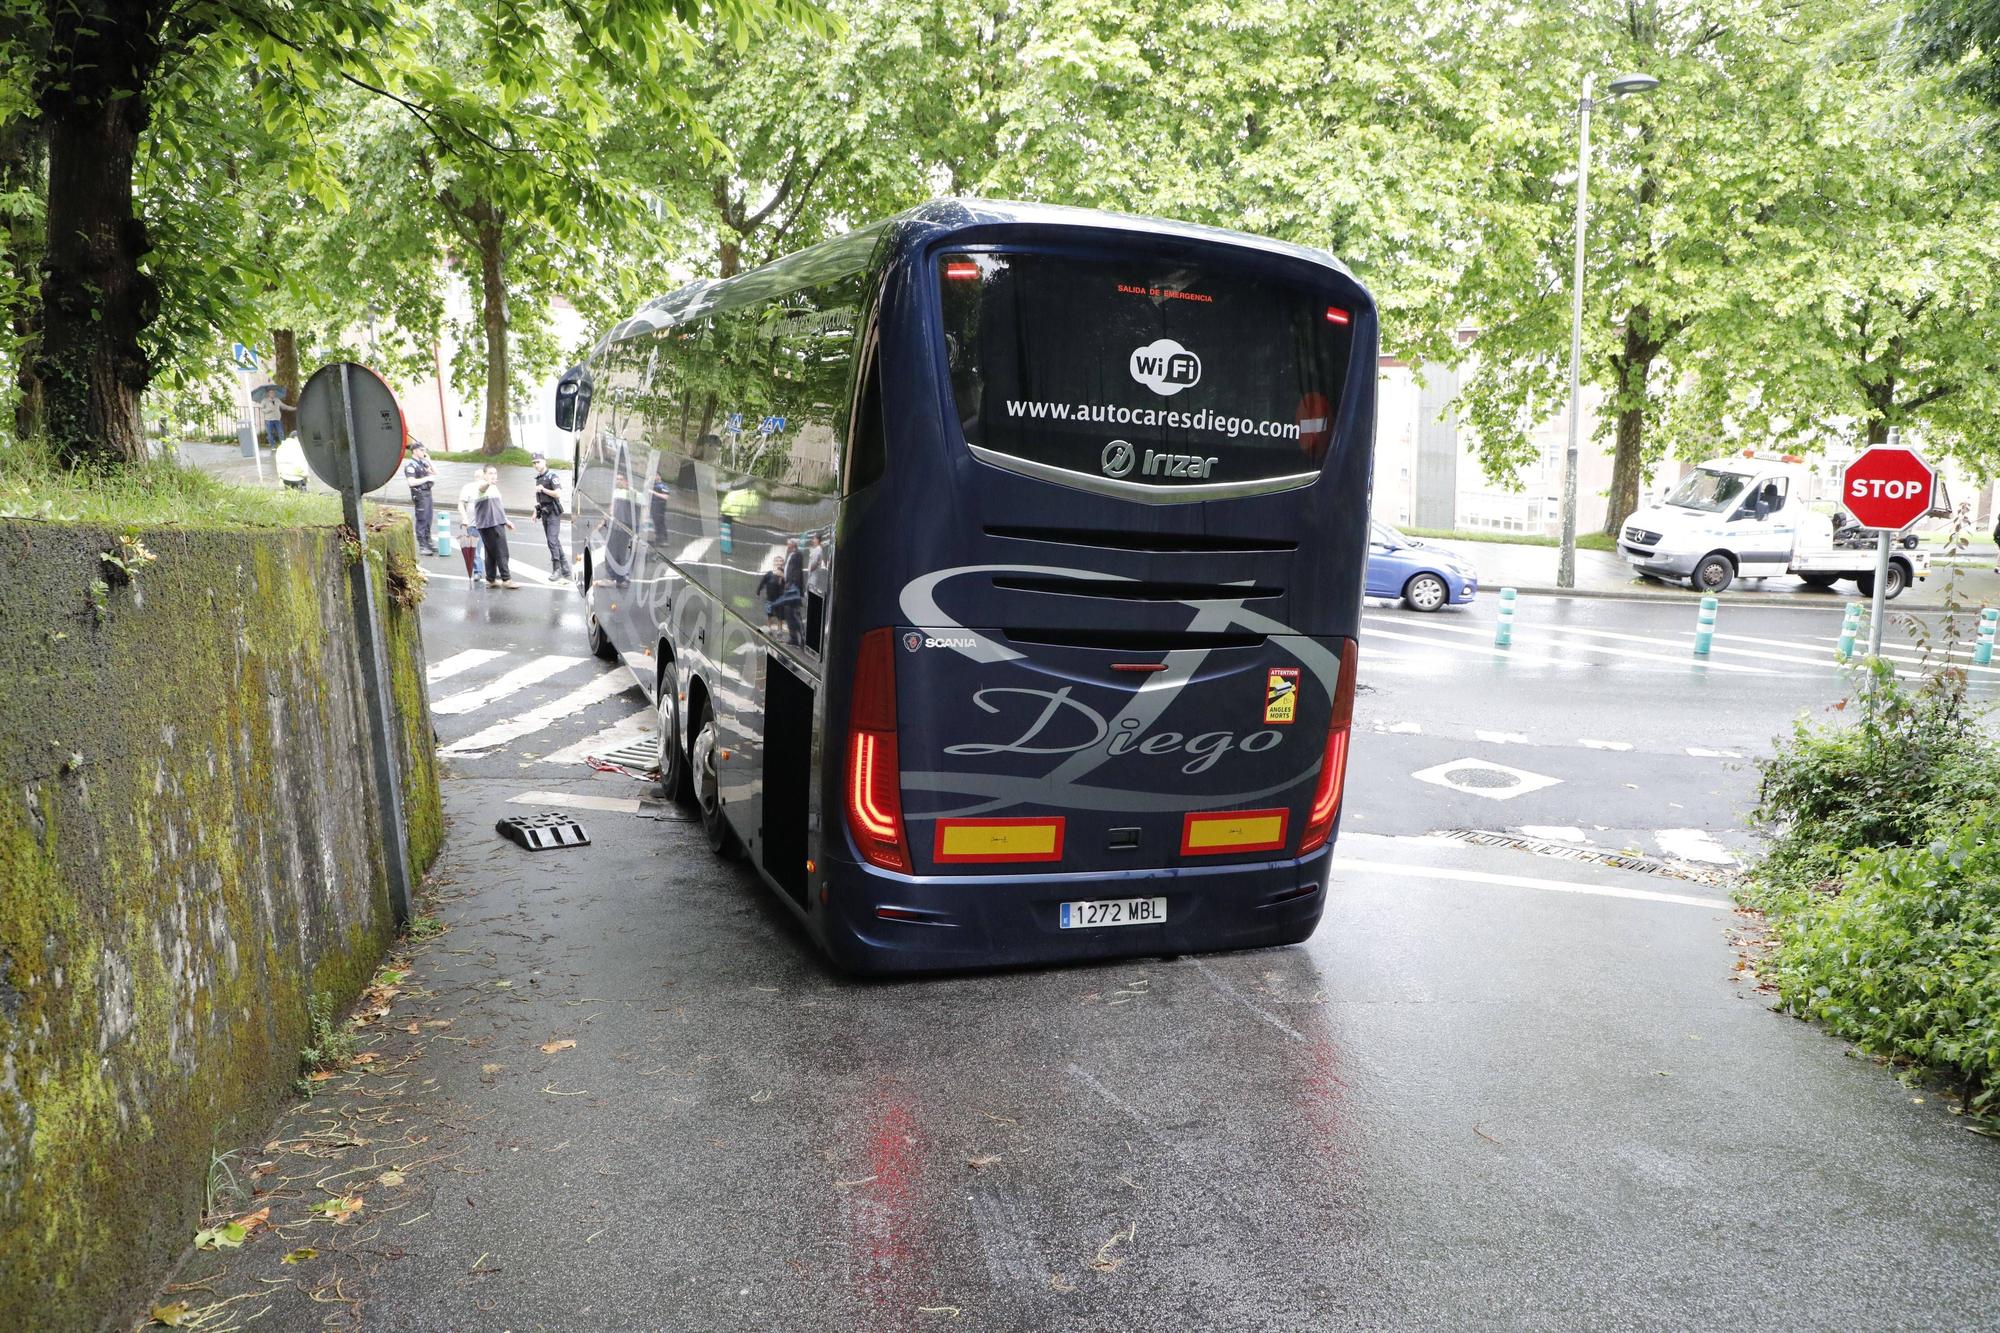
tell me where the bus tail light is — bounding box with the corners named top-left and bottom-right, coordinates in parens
top-left (846, 628), bottom-right (910, 873)
top-left (1325, 305), bottom-right (1351, 326)
top-left (944, 259), bottom-right (980, 281)
top-left (1299, 641), bottom-right (1358, 854)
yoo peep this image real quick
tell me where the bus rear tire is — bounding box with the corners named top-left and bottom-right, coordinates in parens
top-left (656, 663), bottom-right (694, 807)
top-left (692, 712), bottom-right (742, 859)
top-left (586, 611), bottom-right (617, 661)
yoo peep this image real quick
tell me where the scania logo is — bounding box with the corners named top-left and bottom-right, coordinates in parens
top-left (1101, 439), bottom-right (1136, 478)
top-left (902, 631), bottom-right (923, 653)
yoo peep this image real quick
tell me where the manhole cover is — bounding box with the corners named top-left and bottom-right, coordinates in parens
top-left (1442, 767), bottom-right (1519, 789)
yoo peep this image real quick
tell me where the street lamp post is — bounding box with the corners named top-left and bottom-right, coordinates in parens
top-left (1557, 70), bottom-right (1659, 590)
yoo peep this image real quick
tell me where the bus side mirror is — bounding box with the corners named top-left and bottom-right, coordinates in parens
top-left (554, 365), bottom-right (589, 433)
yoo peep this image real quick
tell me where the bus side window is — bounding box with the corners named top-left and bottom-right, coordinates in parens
top-left (845, 352), bottom-right (885, 494)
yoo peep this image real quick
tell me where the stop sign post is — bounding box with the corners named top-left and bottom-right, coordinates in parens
top-left (1841, 433), bottom-right (1936, 660)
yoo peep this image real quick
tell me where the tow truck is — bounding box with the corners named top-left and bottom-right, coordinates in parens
top-left (1617, 451), bottom-right (1930, 598)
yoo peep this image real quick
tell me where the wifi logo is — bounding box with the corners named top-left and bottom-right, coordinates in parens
top-left (1128, 339), bottom-right (1201, 396)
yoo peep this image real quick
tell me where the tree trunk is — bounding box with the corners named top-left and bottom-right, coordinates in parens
top-left (35, 2), bottom-right (165, 469)
top-left (271, 327), bottom-right (300, 433)
top-left (474, 204), bottom-right (510, 456)
top-left (718, 236), bottom-right (742, 279)
top-left (1602, 318), bottom-right (1657, 536)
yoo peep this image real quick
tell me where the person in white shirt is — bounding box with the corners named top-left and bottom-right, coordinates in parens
top-left (274, 434), bottom-right (308, 490)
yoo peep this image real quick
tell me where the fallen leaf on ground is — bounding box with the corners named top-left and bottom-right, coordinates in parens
top-left (423, 1019), bottom-right (453, 1029)
top-left (405, 1022), bottom-right (420, 1034)
top-left (281, 1247), bottom-right (318, 1265)
top-left (308, 1070), bottom-right (337, 1082)
top-left (967, 1155), bottom-right (1002, 1170)
top-left (193, 1222), bottom-right (246, 1251)
top-left (481, 1063), bottom-right (504, 1075)
top-left (539, 1039), bottom-right (576, 1054)
top-left (350, 1051), bottom-right (380, 1065)
top-left (249, 1161), bottom-right (276, 1180)
top-left (234, 1206), bottom-right (271, 1233)
top-left (377, 1170), bottom-right (406, 1187)
top-left (150, 1301), bottom-right (194, 1326)
top-left (309, 1195), bottom-right (364, 1222)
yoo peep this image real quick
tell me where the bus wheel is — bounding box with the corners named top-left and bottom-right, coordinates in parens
top-left (655, 664), bottom-right (693, 807)
top-left (692, 712), bottom-right (742, 859)
top-left (586, 612), bottom-right (617, 661)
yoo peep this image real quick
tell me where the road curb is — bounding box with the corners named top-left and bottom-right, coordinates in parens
top-left (1500, 582), bottom-right (1864, 606)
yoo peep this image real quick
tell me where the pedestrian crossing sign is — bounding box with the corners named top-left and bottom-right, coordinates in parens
top-left (1264, 667), bottom-right (1298, 724)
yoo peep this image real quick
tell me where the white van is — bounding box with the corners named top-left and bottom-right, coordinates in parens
top-left (1617, 452), bottom-right (1927, 598)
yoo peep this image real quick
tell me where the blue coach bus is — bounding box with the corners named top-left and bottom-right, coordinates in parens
top-left (560, 200), bottom-right (1374, 974)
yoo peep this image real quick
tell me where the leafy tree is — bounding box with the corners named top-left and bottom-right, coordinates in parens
top-left (1908, 0), bottom-right (2000, 113)
top-left (8, 0), bottom-right (824, 470)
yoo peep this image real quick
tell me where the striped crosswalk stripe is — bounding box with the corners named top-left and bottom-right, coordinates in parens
top-left (439, 671), bottom-right (636, 755)
top-left (1366, 615), bottom-right (1777, 674)
top-left (539, 709), bottom-right (655, 766)
top-left (433, 654), bottom-right (584, 716)
top-left (427, 648), bottom-right (507, 684)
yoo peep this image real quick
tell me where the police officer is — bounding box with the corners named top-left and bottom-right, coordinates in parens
top-left (531, 453), bottom-right (571, 582)
top-left (403, 442), bottom-right (438, 555)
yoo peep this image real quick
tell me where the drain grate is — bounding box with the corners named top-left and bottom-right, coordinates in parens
top-left (589, 735), bottom-right (659, 773)
top-left (1433, 828), bottom-right (1695, 879)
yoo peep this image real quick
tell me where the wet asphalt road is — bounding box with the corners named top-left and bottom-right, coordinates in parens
top-left (171, 545), bottom-right (2000, 1331)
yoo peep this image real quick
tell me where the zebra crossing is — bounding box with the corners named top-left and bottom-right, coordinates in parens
top-left (1360, 606), bottom-right (2000, 685)
top-left (426, 648), bottom-right (651, 766)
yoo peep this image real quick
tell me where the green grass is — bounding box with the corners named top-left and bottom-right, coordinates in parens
top-left (1400, 525), bottom-right (1617, 551)
top-left (431, 447), bottom-right (569, 470)
top-left (0, 437), bottom-right (344, 528)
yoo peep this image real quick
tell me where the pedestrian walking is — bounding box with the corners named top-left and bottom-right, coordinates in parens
top-left (257, 387), bottom-right (285, 447)
top-left (404, 442), bottom-right (438, 556)
top-left (457, 477), bottom-right (485, 579)
top-left (757, 552), bottom-right (801, 643)
top-left (472, 466), bottom-right (517, 588)
top-left (805, 531), bottom-right (828, 595)
top-left (531, 453), bottom-right (571, 581)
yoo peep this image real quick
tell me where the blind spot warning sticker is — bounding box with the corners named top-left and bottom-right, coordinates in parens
top-left (1264, 667), bottom-right (1299, 724)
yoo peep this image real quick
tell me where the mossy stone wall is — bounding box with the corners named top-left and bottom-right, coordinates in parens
top-left (0, 516), bottom-right (441, 1329)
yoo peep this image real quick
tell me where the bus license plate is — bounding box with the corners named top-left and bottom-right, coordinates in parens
top-left (1059, 897), bottom-right (1167, 930)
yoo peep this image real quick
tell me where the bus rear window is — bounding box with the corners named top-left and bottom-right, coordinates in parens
top-left (937, 251), bottom-right (1352, 487)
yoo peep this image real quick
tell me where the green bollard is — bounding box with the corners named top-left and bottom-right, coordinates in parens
top-left (1976, 607), bottom-right (1998, 667)
top-left (1838, 602), bottom-right (1862, 661)
top-left (1693, 595), bottom-right (1718, 656)
top-left (1495, 587), bottom-right (1516, 648)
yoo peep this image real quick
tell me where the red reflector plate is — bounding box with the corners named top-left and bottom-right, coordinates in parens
top-left (933, 818), bottom-right (1065, 863)
top-left (1181, 808), bottom-right (1290, 856)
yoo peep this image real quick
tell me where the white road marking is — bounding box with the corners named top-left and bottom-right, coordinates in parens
top-left (1333, 856), bottom-right (1731, 910)
top-left (432, 654), bottom-right (584, 716)
top-left (440, 671), bottom-right (635, 754)
top-left (427, 648), bottom-right (507, 683)
top-left (1476, 729), bottom-right (1529, 744)
top-left (1685, 746), bottom-right (1741, 759)
top-left (1369, 615), bottom-right (1779, 674)
top-left (1362, 625), bottom-right (1566, 668)
top-left (1381, 721), bottom-right (1422, 734)
top-left (1577, 738), bottom-right (1633, 751)
top-left (1410, 757), bottom-right (1563, 801)
top-left (1189, 958), bottom-right (1304, 1043)
top-left (540, 708), bottom-right (656, 766)
top-left (1519, 825), bottom-right (1588, 841)
top-left (509, 790), bottom-right (642, 814)
top-left (1654, 828), bottom-right (1738, 866)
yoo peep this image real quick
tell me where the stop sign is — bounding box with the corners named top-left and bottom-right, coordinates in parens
top-left (1841, 445), bottom-right (1936, 531)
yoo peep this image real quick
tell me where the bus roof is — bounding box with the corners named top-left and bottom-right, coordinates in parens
top-left (597, 199), bottom-right (1360, 350)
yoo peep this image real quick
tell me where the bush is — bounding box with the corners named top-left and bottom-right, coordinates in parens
top-left (1762, 815), bottom-right (2000, 1116)
top-left (1748, 659), bottom-right (2000, 900)
top-left (1745, 656), bottom-right (2000, 1117)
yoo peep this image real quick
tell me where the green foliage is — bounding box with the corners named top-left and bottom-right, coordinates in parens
top-left (1760, 811), bottom-right (2000, 1117)
top-left (1400, 526), bottom-right (1617, 551)
top-left (1748, 661), bottom-right (1999, 898)
top-left (1746, 652), bottom-right (2000, 1116)
top-left (430, 447), bottom-right (566, 468)
top-left (298, 991), bottom-right (357, 1081)
top-left (0, 438), bottom-right (343, 528)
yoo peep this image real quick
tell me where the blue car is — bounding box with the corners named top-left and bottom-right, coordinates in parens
top-left (1365, 523), bottom-right (1478, 611)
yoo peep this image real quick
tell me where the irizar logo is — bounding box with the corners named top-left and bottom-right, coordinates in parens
top-left (1101, 440), bottom-right (1136, 477)
top-left (1141, 449), bottom-right (1219, 479)
top-left (1129, 339), bottom-right (1202, 396)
